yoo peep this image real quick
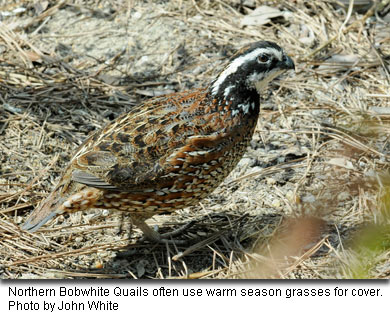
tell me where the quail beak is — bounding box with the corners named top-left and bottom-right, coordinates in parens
top-left (280, 55), bottom-right (295, 71)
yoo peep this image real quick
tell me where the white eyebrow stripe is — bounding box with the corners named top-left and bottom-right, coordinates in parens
top-left (211, 47), bottom-right (282, 95)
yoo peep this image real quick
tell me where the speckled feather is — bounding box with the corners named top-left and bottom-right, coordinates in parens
top-left (22, 41), bottom-right (294, 236)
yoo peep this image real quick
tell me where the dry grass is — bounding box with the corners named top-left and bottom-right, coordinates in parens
top-left (0, 0), bottom-right (390, 279)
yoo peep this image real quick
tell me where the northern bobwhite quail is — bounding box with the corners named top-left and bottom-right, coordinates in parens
top-left (22, 41), bottom-right (295, 242)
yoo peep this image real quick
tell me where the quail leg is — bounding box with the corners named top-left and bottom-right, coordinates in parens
top-left (131, 216), bottom-right (194, 245)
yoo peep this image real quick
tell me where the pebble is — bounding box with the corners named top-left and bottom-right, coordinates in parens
top-left (271, 199), bottom-right (281, 208)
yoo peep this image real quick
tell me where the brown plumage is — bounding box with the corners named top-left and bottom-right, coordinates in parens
top-left (22, 41), bottom-right (295, 242)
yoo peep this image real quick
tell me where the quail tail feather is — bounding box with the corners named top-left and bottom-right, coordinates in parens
top-left (21, 190), bottom-right (63, 232)
top-left (22, 210), bottom-right (58, 232)
top-left (22, 181), bottom-right (103, 232)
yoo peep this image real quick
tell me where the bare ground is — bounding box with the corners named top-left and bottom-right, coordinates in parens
top-left (0, 0), bottom-right (390, 279)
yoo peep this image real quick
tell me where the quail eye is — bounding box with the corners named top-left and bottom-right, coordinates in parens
top-left (257, 54), bottom-right (270, 63)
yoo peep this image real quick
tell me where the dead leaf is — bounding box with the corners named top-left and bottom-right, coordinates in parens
top-left (241, 6), bottom-right (285, 27)
top-left (328, 157), bottom-right (354, 170)
top-left (318, 54), bottom-right (360, 71)
top-left (24, 50), bottom-right (42, 62)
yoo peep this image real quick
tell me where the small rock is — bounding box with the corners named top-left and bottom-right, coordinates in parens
top-left (136, 260), bottom-right (149, 278)
top-left (286, 190), bottom-right (295, 202)
top-left (238, 157), bottom-right (252, 168)
top-left (266, 177), bottom-right (276, 185)
top-left (94, 261), bottom-right (104, 269)
top-left (133, 11), bottom-right (142, 19)
top-left (242, 0), bottom-right (257, 8)
top-left (302, 193), bottom-right (316, 203)
top-left (271, 199), bottom-right (281, 208)
top-left (337, 192), bottom-right (350, 201)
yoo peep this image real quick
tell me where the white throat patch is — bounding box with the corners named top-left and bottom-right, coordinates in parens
top-left (254, 69), bottom-right (284, 93)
